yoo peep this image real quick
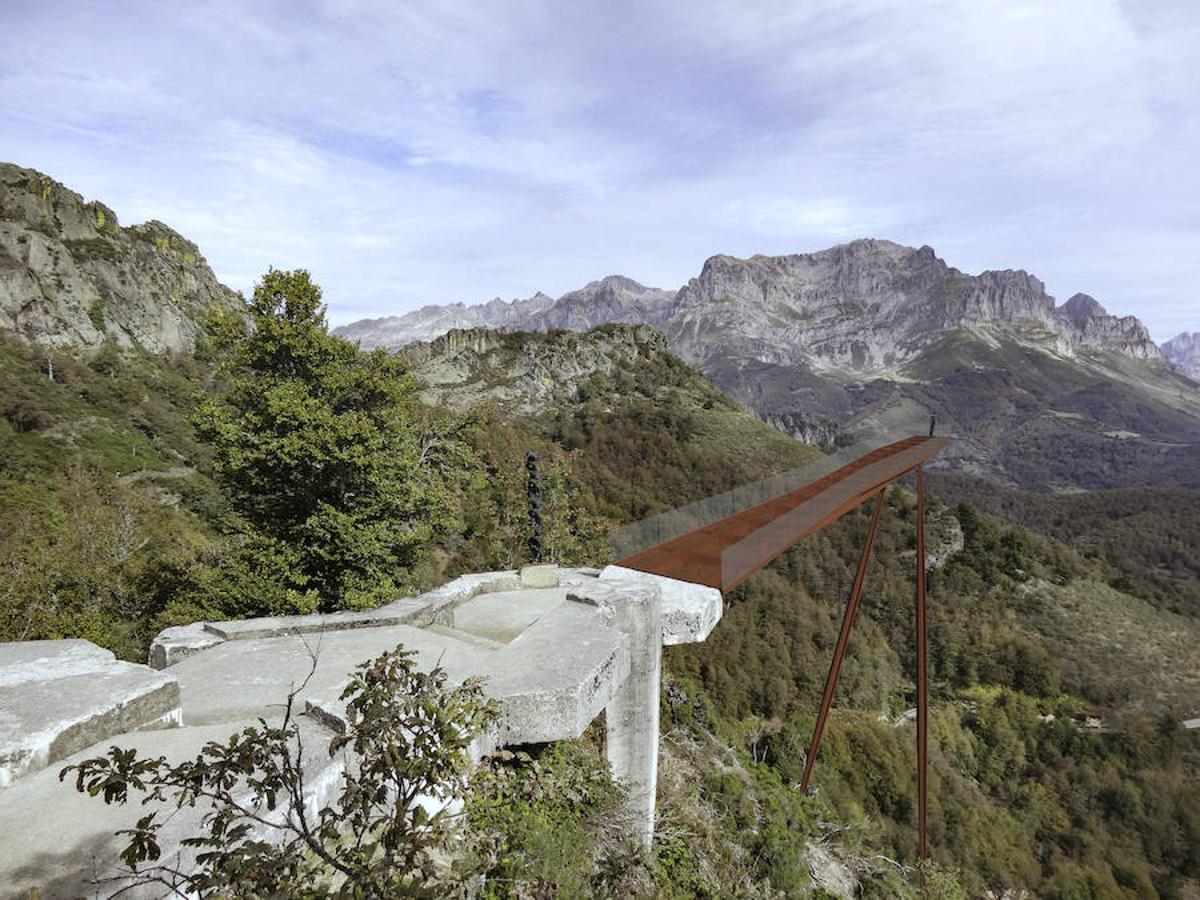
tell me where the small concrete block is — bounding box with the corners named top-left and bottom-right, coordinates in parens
top-left (599, 565), bottom-right (723, 645)
top-left (519, 564), bottom-right (560, 588)
top-left (0, 640), bottom-right (181, 786)
top-left (149, 623), bottom-right (224, 669)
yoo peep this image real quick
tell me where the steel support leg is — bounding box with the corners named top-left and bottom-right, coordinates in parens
top-left (916, 464), bottom-right (929, 890)
top-left (799, 488), bottom-right (887, 795)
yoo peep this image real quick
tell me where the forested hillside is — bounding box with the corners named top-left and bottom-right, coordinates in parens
top-left (3, 282), bottom-right (1200, 896)
top-left (2, 166), bottom-right (1198, 895)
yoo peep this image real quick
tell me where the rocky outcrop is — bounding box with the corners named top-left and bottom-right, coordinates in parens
top-left (1054, 293), bottom-right (1161, 361)
top-left (1163, 331), bottom-right (1200, 380)
top-left (760, 411), bottom-right (846, 450)
top-left (0, 163), bottom-right (240, 353)
top-left (400, 323), bottom-right (675, 414)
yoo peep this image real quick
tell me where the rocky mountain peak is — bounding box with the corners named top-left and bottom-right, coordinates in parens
top-left (1052, 291), bottom-right (1160, 361)
top-left (0, 162), bottom-right (239, 353)
top-left (1060, 292), bottom-right (1108, 319)
top-left (338, 238), bottom-right (1166, 378)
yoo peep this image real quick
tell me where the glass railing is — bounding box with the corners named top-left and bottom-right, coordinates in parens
top-left (608, 411), bottom-right (937, 562)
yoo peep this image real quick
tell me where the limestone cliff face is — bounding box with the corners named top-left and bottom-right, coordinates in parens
top-left (1163, 331), bottom-right (1200, 380)
top-left (0, 163), bottom-right (239, 353)
top-left (665, 241), bottom-right (1160, 373)
top-left (1054, 293), bottom-right (1161, 361)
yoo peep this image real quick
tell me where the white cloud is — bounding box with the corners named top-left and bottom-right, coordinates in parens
top-left (0, 0), bottom-right (1197, 338)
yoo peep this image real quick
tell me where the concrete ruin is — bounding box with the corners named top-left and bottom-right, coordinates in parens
top-left (0, 564), bottom-right (720, 897)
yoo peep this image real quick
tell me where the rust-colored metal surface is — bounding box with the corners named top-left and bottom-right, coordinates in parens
top-left (616, 434), bottom-right (949, 887)
top-left (798, 487), bottom-right (887, 795)
top-left (616, 435), bottom-right (950, 591)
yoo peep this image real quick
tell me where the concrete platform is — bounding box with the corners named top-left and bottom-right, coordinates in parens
top-left (0, 565), bottom-right (724, 895)
top-left (0, 640), bottom-right (181, 787)
top-left (168, 623), bottom-right (488, 726)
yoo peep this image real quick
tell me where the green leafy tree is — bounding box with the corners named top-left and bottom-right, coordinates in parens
top-left (62, 646), bottom-right (498, 898)
top-left (193, 269), bottom-right (465, 612)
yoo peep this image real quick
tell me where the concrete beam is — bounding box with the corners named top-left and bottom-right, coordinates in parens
top-left (599, 565), bottom-right (723, 645)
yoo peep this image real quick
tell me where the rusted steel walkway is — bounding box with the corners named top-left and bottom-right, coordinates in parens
top-left (616, 435), bottom-right (950, 591)
top-left (616, 433), bottom-right (950, 890)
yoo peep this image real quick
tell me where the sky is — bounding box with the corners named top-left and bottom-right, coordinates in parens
top-left (1, 0), bottom-right (1197, 340)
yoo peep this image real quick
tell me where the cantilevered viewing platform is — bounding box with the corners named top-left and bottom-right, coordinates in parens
top-left (616, 435), bottom-right (951, 591)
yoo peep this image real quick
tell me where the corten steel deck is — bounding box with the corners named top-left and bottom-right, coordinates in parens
top-left (616, 433), bottom-right (950, 888)
top-left (616, 435), bottom-right (951, 591)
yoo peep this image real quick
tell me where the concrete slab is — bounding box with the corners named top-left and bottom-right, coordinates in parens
top-left (303, 594), bottom-right (628, 749)
top-left (1, 641), bottom-right (180, 787)
top-left (451, 587), bottom-right (570, 643)
top-left (0, 717), bottom-right (340, 900)
top-left (599, 565), bottom-right (723, 645)
top-left (485, 599), bottom-right (630, 745)
top-left (0, 639), bottom-right (114, 684)
top-left (148, 574), bottom-right (536, 671)
top-left (168, 625), bottom-right (490, 726)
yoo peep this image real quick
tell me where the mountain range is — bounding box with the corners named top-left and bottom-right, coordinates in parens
top-left (3, 160), bottom-right (1197, 493)
top-left (4, 162), bottom-right (1200, 898)
top-left (339, 241), bottom-right (1200, 491)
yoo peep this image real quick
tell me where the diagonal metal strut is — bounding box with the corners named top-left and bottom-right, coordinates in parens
top-left (799, 487), bottom-right (887, 794)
